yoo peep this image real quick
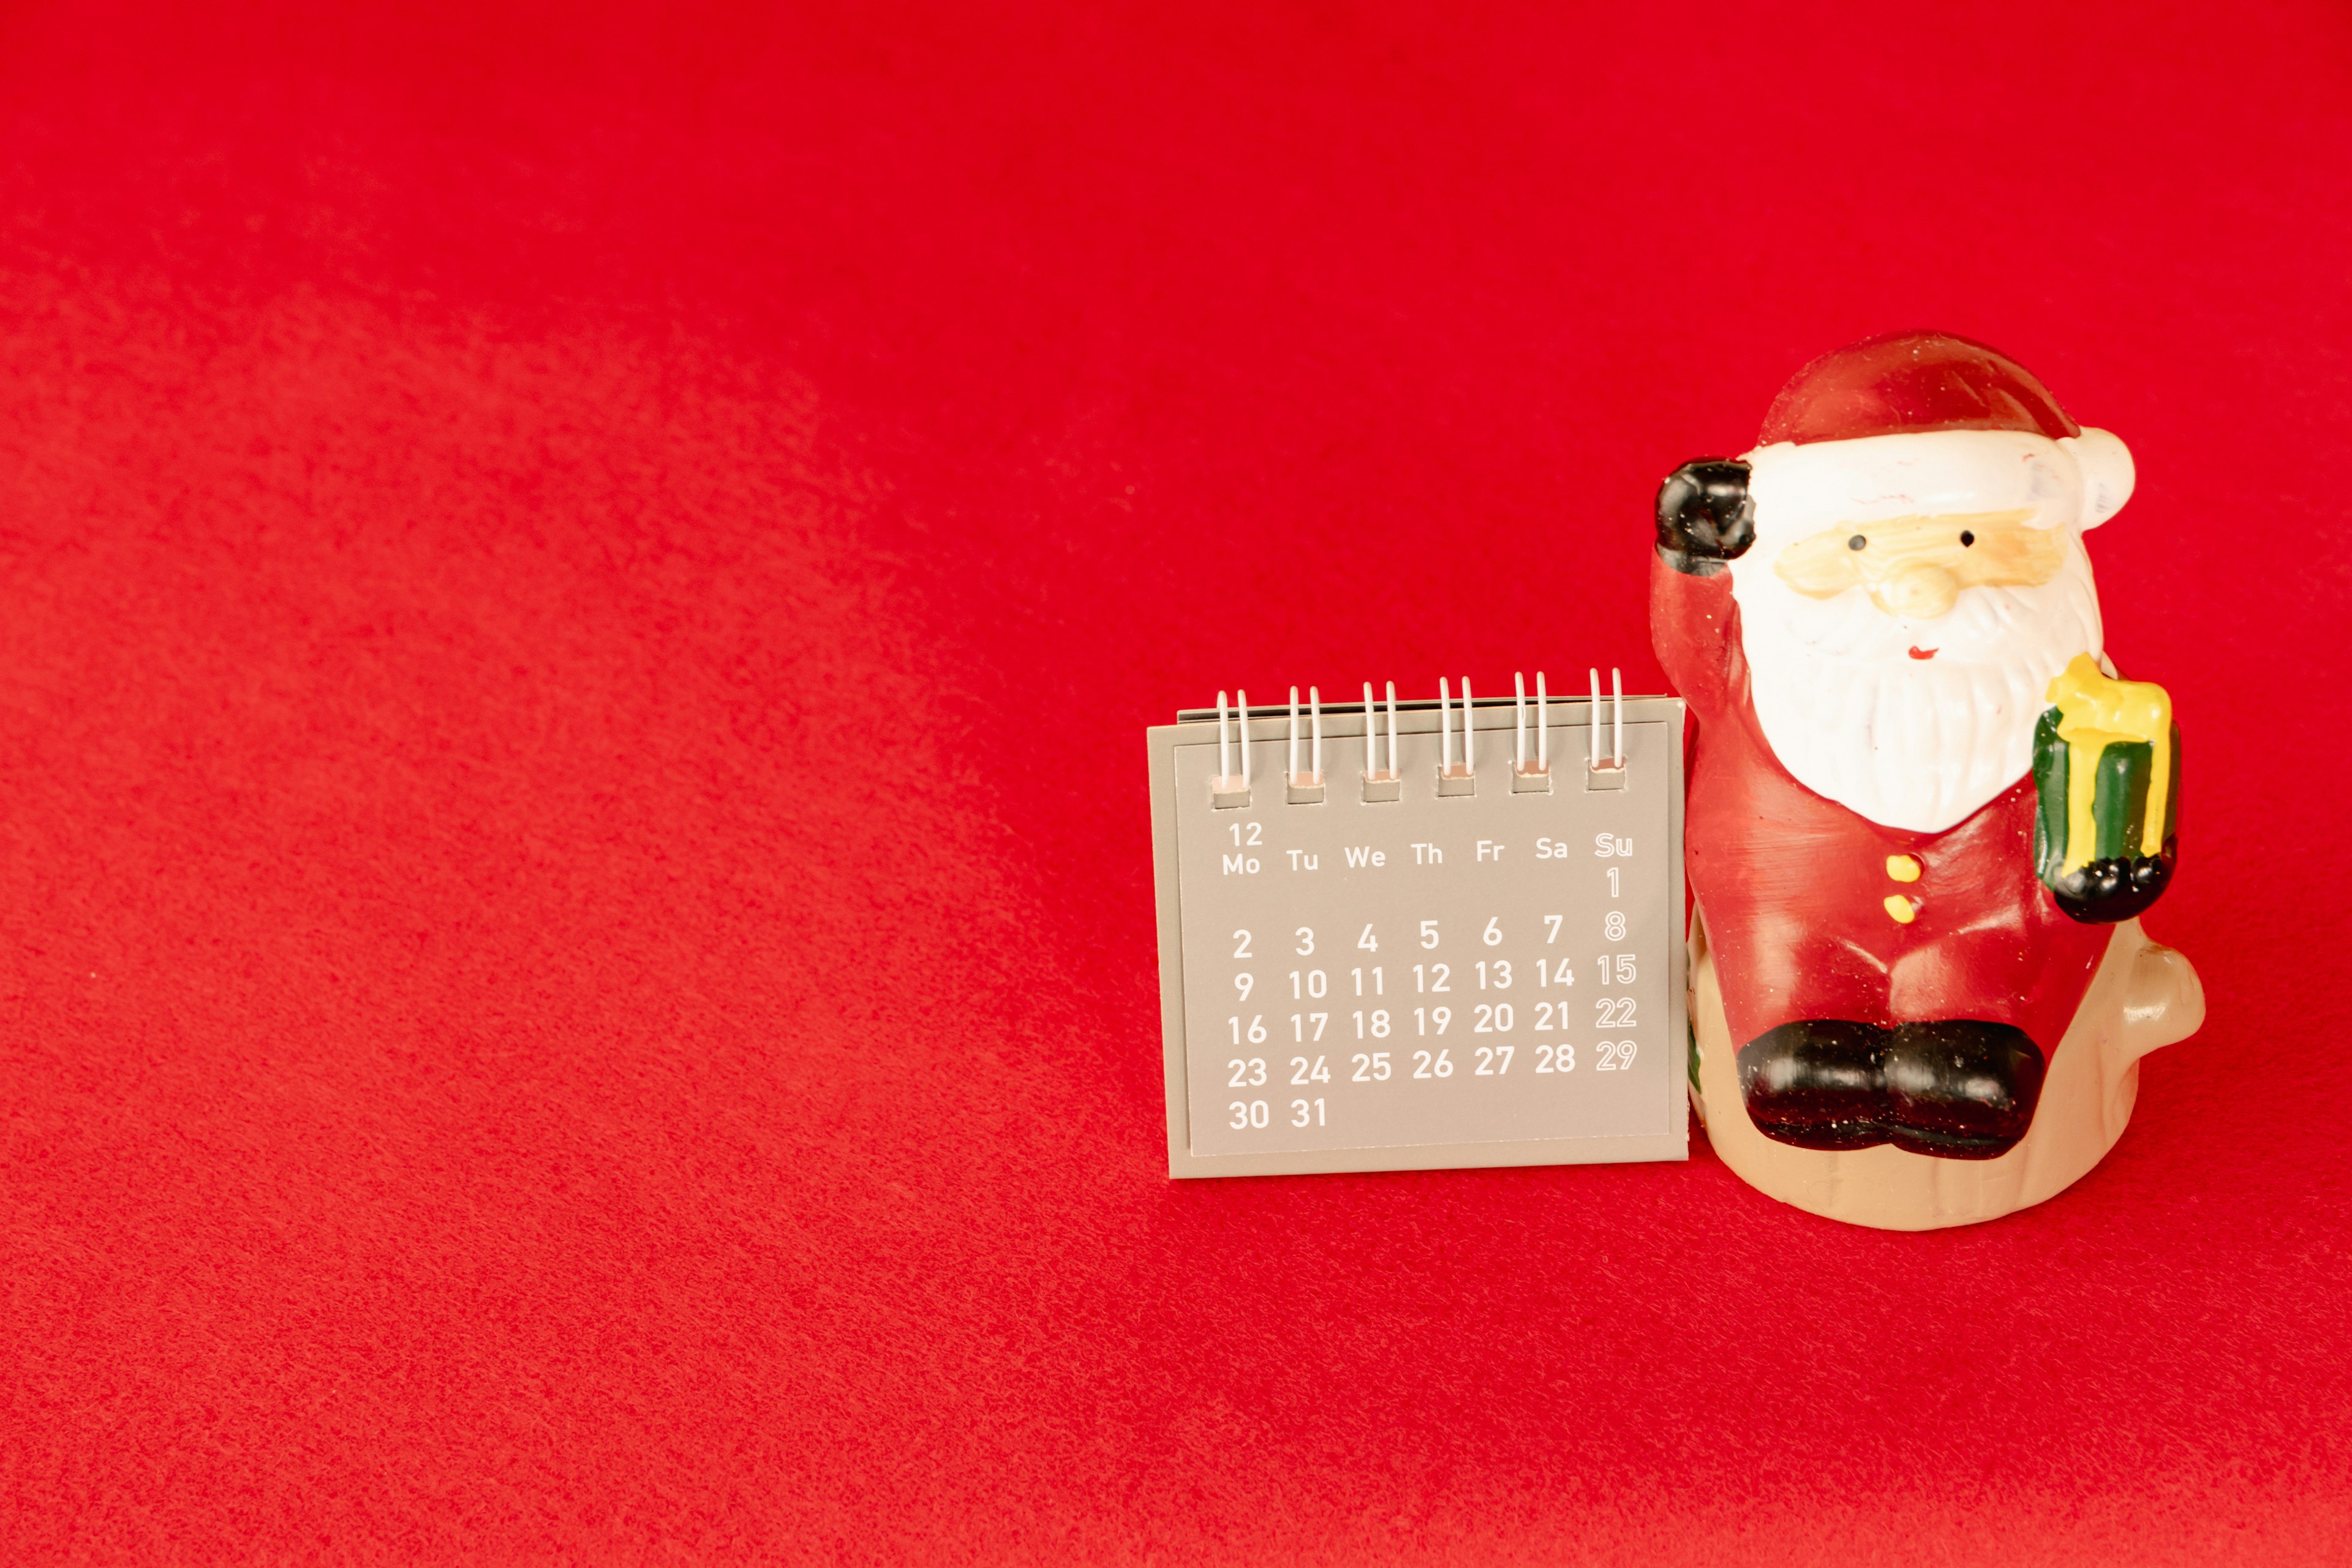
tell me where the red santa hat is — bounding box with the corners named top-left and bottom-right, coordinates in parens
top-left (1741, 331), bottom-right (2135, 549)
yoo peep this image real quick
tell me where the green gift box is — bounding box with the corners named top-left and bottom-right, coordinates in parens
top-left (2031, 655), bottom-right (2179, 919)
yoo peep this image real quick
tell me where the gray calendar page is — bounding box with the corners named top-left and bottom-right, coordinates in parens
top-left (1148, 698), bottom-right (1687, 1178)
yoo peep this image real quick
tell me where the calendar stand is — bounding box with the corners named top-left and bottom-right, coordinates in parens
top-left (1148, 680), bottom-right (1687, 1178)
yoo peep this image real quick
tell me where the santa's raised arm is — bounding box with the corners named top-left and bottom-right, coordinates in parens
top-left (1650, 331), bottom-right (2196, 1215)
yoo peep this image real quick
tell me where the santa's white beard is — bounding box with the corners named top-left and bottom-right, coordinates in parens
top-left (1728, 546), bottom-right (2105, 834)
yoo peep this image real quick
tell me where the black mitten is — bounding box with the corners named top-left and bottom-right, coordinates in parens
top-left (1654, 458), bottom-right (1755, 576)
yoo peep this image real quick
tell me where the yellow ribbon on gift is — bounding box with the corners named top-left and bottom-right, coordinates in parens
top-left (2046, 654), bottom-right (2173, 869)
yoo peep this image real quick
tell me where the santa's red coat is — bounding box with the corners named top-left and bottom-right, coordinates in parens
top-left (1651, 558), bottom-right (2113, 1054)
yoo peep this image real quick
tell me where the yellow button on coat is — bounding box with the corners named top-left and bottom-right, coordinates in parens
top-left (1883, 894), bottom-right (1919, 924)
top-left (1887, 854), bottom-right (1923, 882)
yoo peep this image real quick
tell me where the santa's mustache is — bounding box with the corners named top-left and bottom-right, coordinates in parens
top-left (1767, 573), bottom-right (2096, 664)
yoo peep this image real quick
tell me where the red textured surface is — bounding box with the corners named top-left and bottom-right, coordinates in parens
top-left (2, 1), bottom-right (2348, 1559)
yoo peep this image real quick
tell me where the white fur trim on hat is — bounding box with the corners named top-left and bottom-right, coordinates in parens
top-left (2060, 427), bottom-right (2135, 529)
top-left (1742, 427), bottom-right (2129, 551)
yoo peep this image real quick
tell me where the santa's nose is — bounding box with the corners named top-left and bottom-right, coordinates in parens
top-left (1877, 562), bottom-right (1960, 619)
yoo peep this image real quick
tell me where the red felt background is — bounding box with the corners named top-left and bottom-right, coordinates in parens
top-left (2, 1), bottom-right (2348, 1561)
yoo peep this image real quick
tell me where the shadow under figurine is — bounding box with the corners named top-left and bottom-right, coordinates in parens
top-left (1651, 330), bottom-right (2203, 1229)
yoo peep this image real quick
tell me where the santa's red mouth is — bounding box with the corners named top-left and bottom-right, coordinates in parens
top-left (1908, 646), bottom-right (1938, 660)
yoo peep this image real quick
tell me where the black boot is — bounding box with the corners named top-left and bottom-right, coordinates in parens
top-left (1736, 1020), bottom-right (1889, 1152)
top-left (1879, 1021), bottom-right (2046, 1160)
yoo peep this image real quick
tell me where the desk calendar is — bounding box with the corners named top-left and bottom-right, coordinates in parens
top-left (1148, 675), bottom-right (1687, 1178)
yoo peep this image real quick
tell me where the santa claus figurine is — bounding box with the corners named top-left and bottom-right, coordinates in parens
top-left (1653, 331), bottom-right (2204, 1229)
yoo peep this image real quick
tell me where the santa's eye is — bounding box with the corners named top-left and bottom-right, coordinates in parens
top-left (1846, 534), bottom-right (1866, 551)
top-left (1960, 530), bottom-right (1976, 547)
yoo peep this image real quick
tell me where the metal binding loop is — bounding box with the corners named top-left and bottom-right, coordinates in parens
top-left (1213, 688), bottom-right (1253, 807)
top-left (1311, 687), bottom-right (1323, 780)
top-left (1613, 667), bottom-right (1625, 768)
top-left (1287, 685), bottom-right (1326, 804)
top-left (1513, 670), bottom-right (1553, 793)
top-left (1588, 668), bottom-right (1602, 768)
top-left (1587, 666), bottom-right (1627, 791)
top-left (1387, 680), bottom-right (1399, 780)
top-left (1462, 678), bottom-right (1473, 775)
top-left (1438, 676), bottom-right (1475, 796)
top-left (1287, 687), bottom-right (1297, 778)
top-left (1362, 679), bottom-right (1401, 802)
